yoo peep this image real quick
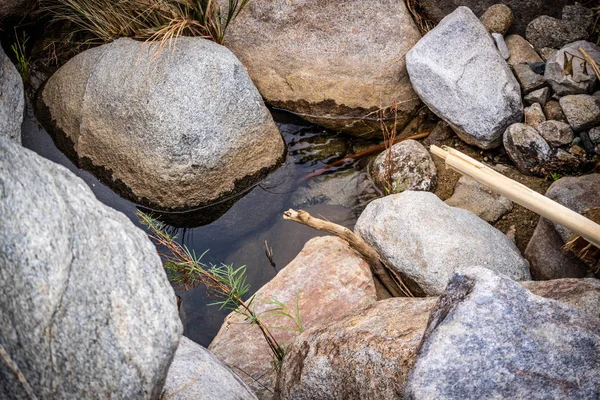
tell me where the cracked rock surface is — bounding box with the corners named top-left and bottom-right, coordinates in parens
top-left (0, 138), bottom-right (182, 399)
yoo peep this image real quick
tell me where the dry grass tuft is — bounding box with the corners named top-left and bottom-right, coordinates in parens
top-left (40, 0), bottom-right (248, 49)
top-left (406, 0), bottom-right (435, 35)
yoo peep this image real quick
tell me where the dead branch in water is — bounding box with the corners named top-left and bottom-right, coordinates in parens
top-left (283, 209), bottom-right (413, 297)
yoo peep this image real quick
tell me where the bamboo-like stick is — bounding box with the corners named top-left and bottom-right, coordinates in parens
top-left (430, 145), bottom-right (600, 249)
top-left (283, 209), bottom-right (414, 297)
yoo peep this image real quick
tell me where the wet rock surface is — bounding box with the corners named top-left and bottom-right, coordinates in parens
top-left (355, 191), bottom-right (530, 296)
top-left (0, 139), bottom-right (182, 398)
top-left (406, 7), bottom-right (522, 149)
top-left (405, 267), bottom-right (600, 400)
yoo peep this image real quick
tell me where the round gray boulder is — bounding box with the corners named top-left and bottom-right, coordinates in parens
top-left (38, 37), bottom-right (285, 210)
top-left (0, 138), bottom-right (182, 398)
top-left (221, 0), bottom-right (423, 137)
top-left (355, 191), bottom-right (531, 296)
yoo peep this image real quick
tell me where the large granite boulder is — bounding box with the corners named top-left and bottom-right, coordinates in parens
top-left (209, 236), bottom-right (378, 399)
top-left (406, 7), bottom-right (523, 149)
top-left (221, 0), bottom-right (423, 137)
top-left (0, 46), bottom-right (23, 143)
top-left (405, 267), bottom-right (600, 399)
top-left (278, 276), bottom-right (600, 399)
top-left (544, 41), bottom-right (600, 96)
top-left (38, 37), bottom-right (285, 211)
top-left (0, 138), bottom-right (182, 398)
top-left (355, 191), bottom-right (530, 296)
top-left (415, 0), bottom-right (573, 36)
top-left (163, 337), bottom-right (257, 400)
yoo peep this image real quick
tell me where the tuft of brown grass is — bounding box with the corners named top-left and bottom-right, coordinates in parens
top-left (40, 0), bottom-right (249, 49)
top-left (405, 0), bottom-right (435, 35)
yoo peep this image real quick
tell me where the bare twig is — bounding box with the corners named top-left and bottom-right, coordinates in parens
top-left (282, 209), bottom-right (413, 297)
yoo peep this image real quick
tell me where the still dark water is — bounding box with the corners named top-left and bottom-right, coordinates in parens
top-left (22, 106), bottom-right (377, 346)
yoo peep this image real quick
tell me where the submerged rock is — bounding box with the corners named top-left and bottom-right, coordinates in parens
top-left (0, 138), bottom-right (182, 398)
top-left (405, 267), bottom-right (600, 400)
top-left (163, 337), bottom-right (257, 400)
top-left (292, 169), bottom-right (360, 209)
top-left (406, 7), bottom-right (522, 149)
top-left (544, 41), bottom-right (600, 96)
top-left (221, 0), bottom-right (423, 136)
top-left (503, 123), bottom-right (552, 175)
top-left (209, 236), bottom-right (377, 399)
top-left (279, 276), bottom-right (600, 399)
top-left (355, 191), bottom-right (530, 296)
top-left (0, 46), bottom-right (23, 143)
top-left (445, 176), bottom-right (513, 223)
top-left (370, 140), bottom-right (437, 193)
top-left (38, 37), bottom-right (285, 211)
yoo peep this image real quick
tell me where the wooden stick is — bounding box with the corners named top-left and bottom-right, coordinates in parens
top-left (283, 209), bottom-right (414, 297)
top-left (430, 145), bottom-right (600, 248)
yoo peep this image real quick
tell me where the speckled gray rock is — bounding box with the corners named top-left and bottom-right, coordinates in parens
top-left (526, 14), bottom-right (590, 51)
top-left (546, 174), bottom-right (600, 243)
top-left (537, 120), bottom-right (574, 146)
top-left (405, 267), bottom-right (600, 400)
top-left (163, 337), bottom-right (257, 400)
top-left (543, 100), bottom-right (567, 122)
top-left (406, 7), bottom-right (523, 150)
top-left (513, 63), bottom-right (546, 94)
top-left (355, 191), bottom-right (530, 296)
top-left (0, 46), bottom-right (23, 143)
top-left (492, 33), bottom-right (510, 60)
top-left (524, 87), bottom-right (550, 106)
top-left (525, 217), bottom-right (588, 280)
top-left (560, 94), bottom-right (600, 132)
top-left (445, 176), bottom-right (513, 223)
top-left (39, 37), bottom-right (285, 211)
top-left (0, 138), bottom-right (182, 398)
top-left (524, 102), bottom-right (546, 130)
top-left (480, 4), bottom-right (514, 35)
top-left (503, 123), bottom-right (552, 175)
top-left (545, 41), bottom-right (600, 96)
top-left (505, 35), bottom-right (543, 66)
top-left (279, 277), bottom-right (600, 400)
top-left (220, 0), bottom-right (423, 136)
top-left (562, 5), bottom-right (595, 32)
top-left (370, 140), bottom-right (437, 193)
